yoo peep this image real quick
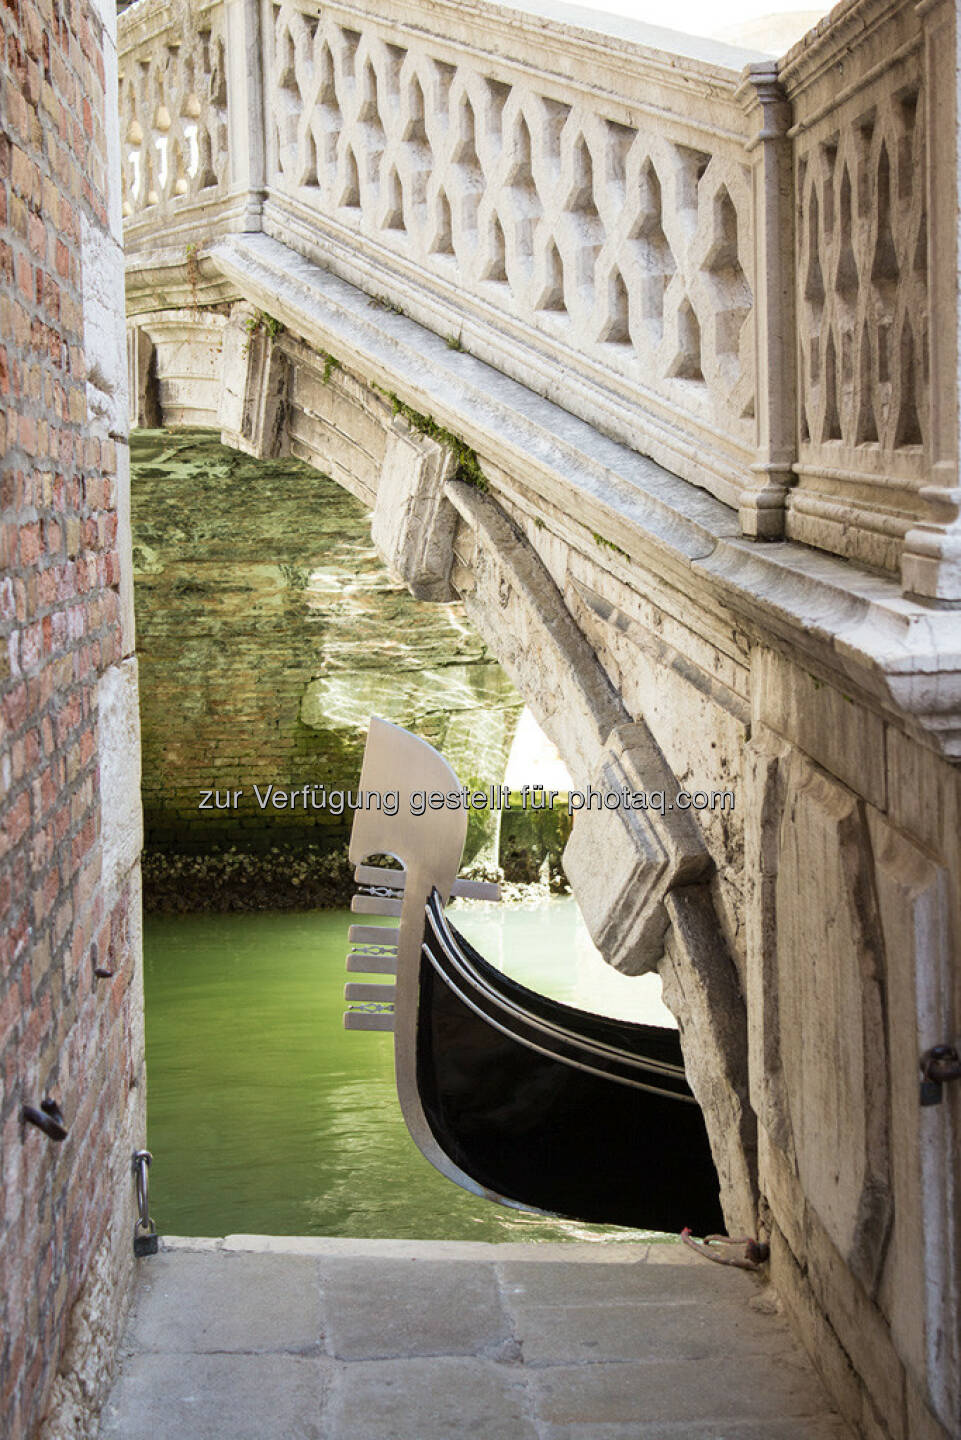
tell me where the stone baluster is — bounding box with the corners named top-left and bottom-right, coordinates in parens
top-left (224, 0), bottom-right (265, 230)
top-left (901, 0), bottom-right (961, 603)
top-left (736, 62), bottom-right (796, 541)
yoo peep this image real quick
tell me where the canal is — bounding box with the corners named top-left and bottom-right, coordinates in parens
top-left (144, 895), bottom-right (675, 1242)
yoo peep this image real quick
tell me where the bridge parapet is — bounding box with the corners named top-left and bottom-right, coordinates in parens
top-left (119, 0), bottom-right (961, 599)
top-left (783, 0), bottom-right (936, 582)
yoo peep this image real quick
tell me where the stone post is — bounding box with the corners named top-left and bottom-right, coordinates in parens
top-left (223, 0), bottom-right (266, 229)
top-left (736, 62), bottom-right (797, 540)
top-left (900, 0), bottom-right (961, 602)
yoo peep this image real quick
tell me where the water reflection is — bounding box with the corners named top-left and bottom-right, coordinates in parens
top-left (144, 899), bottom-right (675, 1241)
top-left (450, 895), bottom-right (676, 1026)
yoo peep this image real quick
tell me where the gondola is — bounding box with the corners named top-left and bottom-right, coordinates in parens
top-left (343, 716), bottom-right (724, 1235)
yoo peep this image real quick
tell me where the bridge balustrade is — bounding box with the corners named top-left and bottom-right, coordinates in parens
top-left (119, 0), bottom-right (961, 601)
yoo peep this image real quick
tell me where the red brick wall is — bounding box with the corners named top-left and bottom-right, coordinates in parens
top-left (0, 1), bottom-right (144, 1436)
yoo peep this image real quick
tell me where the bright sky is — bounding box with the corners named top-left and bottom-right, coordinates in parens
top-left (495, 0), bottom-right (832, 52)
top-left (571, 0), bottom-right (822, 28)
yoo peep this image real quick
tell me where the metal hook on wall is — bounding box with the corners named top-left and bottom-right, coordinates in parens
top-left (22, 1099), bottom-right (68, 1142)
top-left (133, 1149), bottom-right (159, 1256)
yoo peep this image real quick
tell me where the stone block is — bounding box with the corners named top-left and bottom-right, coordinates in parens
top-left (906, 1377), bottom-right (957, 1440)
top-left (219, 306), bottom-right (289, 459)
top-left (884, 725), bottom-right (952, 857)
top-left (97, 659), bottom-right (144, 909)
top-left (508, 1293), bottom-right (791, 1366)
top-left (446, 481), bottom-right (625, 786)
top-left (758, 1121), bottom-right (806, 1266)
top-left (753, 650), bottom-right (886, 811)
top-left (661, 886), bottom-right (758, 1235)
top-left (867, 811), bottom-right (958, 1425)
top-left (324, 1357), bottom-right (535, 1440)
top-left (291, 364), bottom-right (389, 462)
top-left (540, 1424), bottom-right (851, 1440)
top-left (768, 1225), bottom-right (864, 1437)
top-left (497, 1257), bottom-right (746, 1307)
top-left (126, 1251), bottom-right (322, 1354)
top-left (531, 1354), bottom-right (840, 1427)
top-left (743, 731), bottom-right (795, 1153)
top-left (82, 216), bottom-right (128, 437)
top-left (98, 1353), bottom-right (329, 1440)
top-left (801, 1208), bottom-right (906, 1438)
top-left (563, 722), bottom-right (711, 975)
top-left (774, 751), bottom-right (892, 1294)
top-left (115, 442), bottom-right (135, 658)
top-left (370, 420), bottom-right (458, 600)
top-left (319, 1258), bottom-right (509, 1360)
top-left (127, 328), bottom-right (161, 431)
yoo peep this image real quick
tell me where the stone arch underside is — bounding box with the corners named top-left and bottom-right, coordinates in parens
top-left (127, 250), bottom-right (759, 1234)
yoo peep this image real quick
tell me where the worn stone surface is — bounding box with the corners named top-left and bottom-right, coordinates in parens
top-left (99, 1241), bottom-right (849, 1439)
top-left (325, 1357), bottom-right (535, 1440)
top-left (100, 1354), bottom-right (329, 1440)
top-left (370, 420), bottom-right (458, 601)
top-left (321, 1258), bottom-right (510, 1361)
top-left (126, 1252), bottom-right (323, 1355)
top-left (661, 887), bottom-right (758, 1238)
top-left (563, 722), bottom-right (712, 975)
top-left (97, 658), bottom-right (144, 911)
top-left (218, 305), bottom-right (289, 460)
top-left (774, 755), bottom-right (892, 1293)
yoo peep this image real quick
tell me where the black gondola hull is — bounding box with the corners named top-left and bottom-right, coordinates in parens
top-left (417, 898), bottom-right (724, 1234)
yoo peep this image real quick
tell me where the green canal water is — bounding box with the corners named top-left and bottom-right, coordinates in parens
top-left (144, 897), bottom-right (676, 1243)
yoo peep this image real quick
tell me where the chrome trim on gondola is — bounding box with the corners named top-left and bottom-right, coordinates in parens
top-left (423, 890), bottom-right (693, 1102)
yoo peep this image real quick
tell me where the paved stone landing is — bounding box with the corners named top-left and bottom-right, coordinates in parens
top-left (98, 1237), bottom-right (852, 1440)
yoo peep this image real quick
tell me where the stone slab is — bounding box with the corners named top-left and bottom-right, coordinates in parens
top-left (126, 1251), bottom-right (323, 1354)
top-left (319, 1257), bottom-right (510, 1360)
top-left (100, 1246), bottom-right (852, 1439)
top-left (509, 1294), bottom-right (795, 1365)
top-left (532, 1356), bottom-right (843, 1425)
top-left (98, 1353), bottom-right (328, 1440)
top-left (539, 1422), bottom-right (852, 1440)
top-left (323, 1356), bottom-right (536, 1440)
top-left (212, 1234), bottom-right (655, 1262)
top-left (97, 658), bottom-right (144, 908)
top-left (497, 1259), bottom-right (754, 1306)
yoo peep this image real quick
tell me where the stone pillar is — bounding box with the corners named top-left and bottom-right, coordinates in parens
top-left (736, 62), bottom-right (797, 540)
top-left (901, 0), bottom-right (961, 602)
top-left (223, 0), bottom-right (266, 230)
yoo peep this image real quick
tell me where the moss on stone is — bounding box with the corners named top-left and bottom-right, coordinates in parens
top-left (375, 387), bottom-right (489, 491)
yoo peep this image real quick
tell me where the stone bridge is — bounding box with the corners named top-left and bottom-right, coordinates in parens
top-left (114, 0), bottom-right (961, 1434)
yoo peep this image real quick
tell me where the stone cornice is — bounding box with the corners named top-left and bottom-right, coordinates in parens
top-left (778, 0), bottom-right (918, 96)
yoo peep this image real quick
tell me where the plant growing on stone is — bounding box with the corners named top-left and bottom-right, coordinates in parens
top-left (242, 310), bottom-right (284, 358)
top-left (375, 387), bottom-right (490, 492)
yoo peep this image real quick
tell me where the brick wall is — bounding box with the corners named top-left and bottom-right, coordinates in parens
top-left (0, 1), bottom-right (145, 1437)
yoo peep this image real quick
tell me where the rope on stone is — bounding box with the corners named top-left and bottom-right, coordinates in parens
top-left (680, 1227), bottom-right (770, 1271)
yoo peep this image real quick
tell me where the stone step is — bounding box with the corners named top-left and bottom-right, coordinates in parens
top-left (98, 1237), bottom-right (852, 1440)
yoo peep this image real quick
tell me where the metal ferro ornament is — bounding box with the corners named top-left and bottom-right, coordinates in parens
top-left (343, 716), bottom-right (723, 1233)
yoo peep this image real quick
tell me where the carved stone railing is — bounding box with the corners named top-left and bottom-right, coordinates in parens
top-left (260, 2), bottom-right (768, 526)
top-left (119, 0), bottom-right (961, 602)
top-left (782, 0), bottom-right (930, 577)
top-left (119, 0), bottom-right (262, 245)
